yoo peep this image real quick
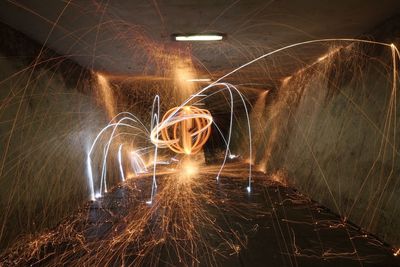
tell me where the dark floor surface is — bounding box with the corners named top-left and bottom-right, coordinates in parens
top-left (1, 165), bottom-right (399, 266)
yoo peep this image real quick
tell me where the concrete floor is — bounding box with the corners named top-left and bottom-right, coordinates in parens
top-left (1, 166), bottom-right (399, 266)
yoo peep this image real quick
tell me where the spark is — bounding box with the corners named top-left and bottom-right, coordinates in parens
top-left (82, 41), bottom-right (400, 247)
top-left (96, 73), bottom-right (116, 120)
top-left (15, 37), bottom-right (397, 266)
top-left (86, 79), bottom-right (253, 203)
top-left (394, 248), bottom-right (400, 257)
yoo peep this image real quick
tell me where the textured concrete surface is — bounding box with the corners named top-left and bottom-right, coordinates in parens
top-left (0, 21), bottom-right (107, 250)
top-left (1, 1), bottom-right (399, 83)
top-left (1, 169), bottom-right (398, 266)
top-left (250, 18), bottom-right (400, 246)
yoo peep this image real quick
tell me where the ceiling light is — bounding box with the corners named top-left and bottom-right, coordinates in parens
top-left (172, 34), bottom-right (224, 42)
top-left (186, 78), bottom-right (211, 82)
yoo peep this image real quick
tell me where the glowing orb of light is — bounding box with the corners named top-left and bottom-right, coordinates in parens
top-left (151, 106), bottom-right (212, 155)
top-left (182, 161), bottom-right (199, 176)
top-left (177, 159), bottom-right (199, 184)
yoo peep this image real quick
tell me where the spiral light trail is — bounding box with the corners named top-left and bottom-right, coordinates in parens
top-left (151, 106), bottom-right (212, 155)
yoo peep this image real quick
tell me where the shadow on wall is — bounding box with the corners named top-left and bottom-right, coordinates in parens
top-left (254, 17), bottom-right (400, 246)
top-left (0, 22), bottom-right (108, 251)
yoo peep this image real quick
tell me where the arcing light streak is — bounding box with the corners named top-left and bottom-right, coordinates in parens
top-left (118, 144), bottom-right (125, 182)
top-left (40, 37), bottom-right (399, 266)
top-left (212, 38), bottom-right (395, 85)
top-left (87, 79), bottom-right (253, 203)
top-left (130, 150), bottom-right (148, 175)
top-left (99, 117), bottom-right (147, 194)
top-left (154, 81), bottom-right (253, 192)
top-left (86, 157), bottom-right (95, 201)
top-left (100, 119), bottom-right (146, 195)
top-left (87, 39), bottom-right (397, 202)
top-left (181, 39), bottom-right (400, 194)
top-left (148, 96), bottom-right (160, 204)
top-left (87, 112), bottom-right (149, 199)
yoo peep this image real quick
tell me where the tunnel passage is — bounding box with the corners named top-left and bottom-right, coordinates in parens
top-left (0, 1), bottom-right (400, 266)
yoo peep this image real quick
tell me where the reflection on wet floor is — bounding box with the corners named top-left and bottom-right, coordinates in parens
top-left (1, 165), bottom-right (399, 266)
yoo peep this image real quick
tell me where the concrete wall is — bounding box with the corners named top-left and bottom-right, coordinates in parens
top-left (0, 21), bottom-right (205, 251)
top-left (254, 18), bottom-right (400, 246)
top-left (0, 22), bottom-right (108, 250)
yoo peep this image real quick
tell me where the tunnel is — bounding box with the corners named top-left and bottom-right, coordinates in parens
top-left (0, 1), bottom-right (400, 266)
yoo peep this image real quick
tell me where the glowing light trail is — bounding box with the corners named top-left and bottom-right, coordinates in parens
top-left (151, 106), bottom-right (212, 155)
top-left (118, 144), bottom-right (125, 182)
top-left (174, 34), bottom-right (224, 41)
top-left (130, 150), bottom-right (148, 175)
top-left (86, 38), bottom-right (400, 202)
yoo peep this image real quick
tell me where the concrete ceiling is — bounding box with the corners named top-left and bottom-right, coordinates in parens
top-left (0, 0), bottom-right (400, 86)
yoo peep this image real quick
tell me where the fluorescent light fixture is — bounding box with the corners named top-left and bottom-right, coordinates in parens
top-left (186, 78), bottom-right (211, 82)
top-left (173, 34), bottom-right (224, 42)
